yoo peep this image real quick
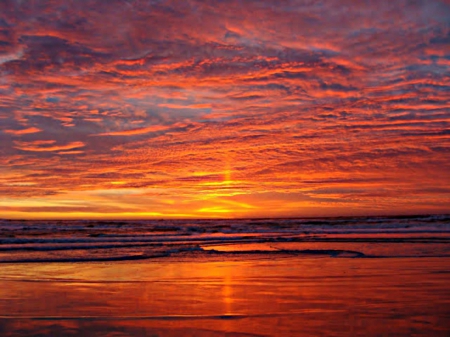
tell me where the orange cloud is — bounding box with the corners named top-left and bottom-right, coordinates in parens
top-left (0, 0), bottom-right (448, 219)
top-left (4, 127), bottom-right (42, 135)
top-left (14, 141), bottom-right (85, 152)
top-left (95, 125), bottom-right (170, 136)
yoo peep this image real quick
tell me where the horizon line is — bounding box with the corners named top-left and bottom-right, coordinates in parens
top-left (2, 213), bottom-right (448, 222)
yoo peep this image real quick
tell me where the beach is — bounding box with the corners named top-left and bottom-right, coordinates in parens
top-left (2, 1), bottom-right (449, 335)
top-left (1, 216), bottom-right (449, 336)
top-left (1, 256), bottom-right (449, 336)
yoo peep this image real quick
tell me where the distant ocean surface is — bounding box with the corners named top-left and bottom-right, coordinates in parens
top-left (1, 214), bottom-right (449, 263)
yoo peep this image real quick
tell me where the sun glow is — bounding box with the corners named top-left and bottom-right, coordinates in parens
top-left (197, 206), bottom-right (231, 214)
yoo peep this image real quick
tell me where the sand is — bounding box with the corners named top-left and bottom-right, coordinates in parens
top-left (1, 255), bottom-right (449, 336)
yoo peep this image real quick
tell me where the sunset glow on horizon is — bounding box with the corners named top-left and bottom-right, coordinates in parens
top-left (1, 0), bottom-right (449, 219)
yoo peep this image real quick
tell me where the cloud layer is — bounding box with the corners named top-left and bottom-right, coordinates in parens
top-left (1, 0), bottom-right (449, 218)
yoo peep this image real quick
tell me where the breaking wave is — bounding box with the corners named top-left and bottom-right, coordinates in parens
top-left (0, 214), bottom-right (449, 263)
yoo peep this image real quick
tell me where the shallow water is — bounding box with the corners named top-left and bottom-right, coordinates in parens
top-left (0, 215), bottom-right (449, 336)
top-left (1, 215), bottom-right (449, 262)
top-left (1, 257), bottom-right (450, 336)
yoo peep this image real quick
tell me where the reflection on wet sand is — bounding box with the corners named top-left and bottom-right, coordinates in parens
top-left (0, 256), bottom-right (449, 336)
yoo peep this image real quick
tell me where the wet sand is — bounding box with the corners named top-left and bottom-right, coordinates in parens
top-left (1, 256), bottom-right (449, 336)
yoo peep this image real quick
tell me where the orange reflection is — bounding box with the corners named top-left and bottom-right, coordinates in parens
top-left (1, 257), bottom-right (450, 335)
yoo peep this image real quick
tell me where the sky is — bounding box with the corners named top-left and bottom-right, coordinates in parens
top-left (0, 0), bottom-right (449, 219)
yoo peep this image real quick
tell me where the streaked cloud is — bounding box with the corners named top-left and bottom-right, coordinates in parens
top-left (13, 140), bottom-right (85, 152)
top-left (0, 0), bottom-right (449, 218)
top-left (4, 127), bottom-right (41, 135)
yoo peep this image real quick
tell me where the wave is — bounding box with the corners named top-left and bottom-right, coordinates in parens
top-left (1, 215), bottom-right (449, 263)
top-left (2, 247), bottom-right (450, 263)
